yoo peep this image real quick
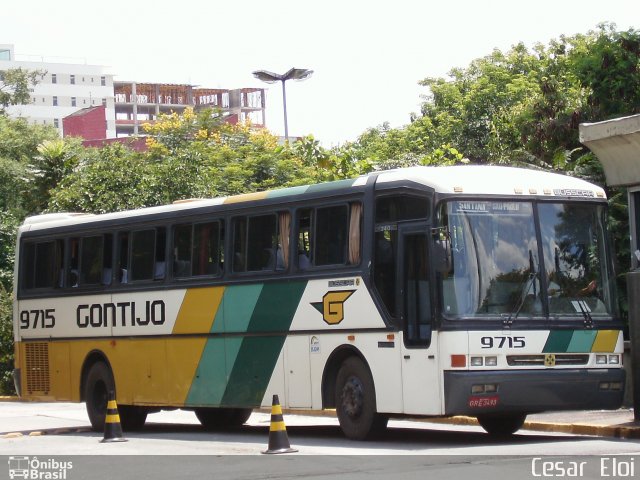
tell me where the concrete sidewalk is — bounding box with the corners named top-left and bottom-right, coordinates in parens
top-left (1, 396), bottom-right (638, 440)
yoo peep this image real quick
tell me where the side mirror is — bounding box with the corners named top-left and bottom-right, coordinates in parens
top-left (432, 227), bottom-right (451, 274)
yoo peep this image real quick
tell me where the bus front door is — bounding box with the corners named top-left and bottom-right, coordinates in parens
top-left (398, 225), bottom-right (441, 415)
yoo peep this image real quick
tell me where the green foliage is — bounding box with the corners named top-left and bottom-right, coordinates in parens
top-left (0, 68), bottom-right (44, 114)
top-left (0, 116), bottom-right (60, 216)
top-left (0, 285), bottom-right (14, 395)
top-left (48, 143), bottom-right (157, 213)
top-left (0, 212), bottom-right (19, 291)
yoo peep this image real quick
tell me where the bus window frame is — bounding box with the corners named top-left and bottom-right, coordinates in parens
top-left (230, 211), bottom-right (284, 276)
top-left (171, 218), bottom-right (224, 280)
top-left (294, 200), bottom-right (362, 272)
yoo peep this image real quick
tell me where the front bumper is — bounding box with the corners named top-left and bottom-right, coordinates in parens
top-left (444, 368), bottom-right (625, 416)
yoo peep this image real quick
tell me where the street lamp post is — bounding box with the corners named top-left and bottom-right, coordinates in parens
top-left (252, 68), bottom-right (313, 143)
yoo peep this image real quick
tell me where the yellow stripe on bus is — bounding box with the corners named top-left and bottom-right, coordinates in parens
top-left (591, 330), bottom-right (619, 353)
top-left (224, 191), bottom-right (269, 204)
top-left (173, 287), bottom-right (224, 334)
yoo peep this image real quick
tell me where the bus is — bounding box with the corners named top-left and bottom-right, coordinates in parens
top-left (12, 166), bottom-right (625, 440)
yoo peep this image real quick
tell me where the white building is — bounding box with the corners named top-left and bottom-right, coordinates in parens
top-left (0, 44), bottom-right (115, 137)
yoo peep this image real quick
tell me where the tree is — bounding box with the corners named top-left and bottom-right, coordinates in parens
top-left (0, 285), bottom-right (13, 394)
top-left (48, 142), bottom-right (156, 213)
top-left (48, 109), bottom-right (320, 214)
top-left (0, 68), bottom-right (44, 114)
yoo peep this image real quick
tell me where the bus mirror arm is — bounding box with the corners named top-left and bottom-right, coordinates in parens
top-left (432, 227), bottom-right (451, 274)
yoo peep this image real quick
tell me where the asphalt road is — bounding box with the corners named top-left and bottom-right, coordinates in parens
top-left (1, 403), bottom-right (639, 480)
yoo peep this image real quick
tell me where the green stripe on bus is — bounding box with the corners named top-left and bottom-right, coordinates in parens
top-left (266, 185), bottom-right (309, 199)
top-left (566, 330), bottom-right (597, 352)
top-left (185, 338), bottom-right (227, 405)
top-left (212, 284), bottom-right (264, 333)
top-left (306, 179), bottom-right (355, 194)
top-left (542, 330), bottom-right (574, 353)
top-left (186, 285), bottom-right (264, 406)
top-left (221, 281), bottom-right (307, 406)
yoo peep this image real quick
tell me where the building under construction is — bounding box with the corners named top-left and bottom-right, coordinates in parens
top-left (114, 81), bottom-right (265, 136)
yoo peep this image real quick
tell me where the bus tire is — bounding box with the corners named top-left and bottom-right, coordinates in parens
top-left (195, 407), bottom-right (253, 430)
top-left (84, 361), bottom-right (114, 432)
top-left (477, 413), bottom-right (527, 436)
top-left (119, 405), bottom-right (148, 431)
top-left (335, 357), bottom-right (388, 440)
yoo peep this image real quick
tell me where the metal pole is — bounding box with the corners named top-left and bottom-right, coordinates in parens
top-left (628, 190), bottom-right (640, 421)
top-left (281, 79), bottom-right (289, 143)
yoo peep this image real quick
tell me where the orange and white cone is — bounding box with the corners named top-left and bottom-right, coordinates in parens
top-left (262, 394), bottom-right (297, 454)
top-left (101, 391), bottom-right (127, 443)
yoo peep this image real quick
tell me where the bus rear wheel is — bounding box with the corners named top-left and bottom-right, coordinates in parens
top-left (84, 361), bottom-right (114, 432)
top-left (477, 413), bottom-right (527, 436)
top-left (195, 407), bottom-right (253, 430)
top-left (335, 357), bottom-right (388, 440)
top-left (119, 405), bottom-right (148, 431)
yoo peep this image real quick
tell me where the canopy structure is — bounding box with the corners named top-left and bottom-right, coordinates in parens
top-left (580, 114), bottom-right (640, 187)
top-left (580, 114), bottom-right (640, 422)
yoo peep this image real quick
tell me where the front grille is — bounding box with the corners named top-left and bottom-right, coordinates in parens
top-left (25, 342), bottom-right (50, 394)
top-left (506, 354), bottom-right (589, 366)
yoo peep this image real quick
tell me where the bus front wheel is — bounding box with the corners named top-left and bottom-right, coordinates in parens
top-left (477, 413), bottom-right (527, 436)
top-left (84, 361), bottom-right (114, 432)
top-left (335, 357), bottom-right (388, 440)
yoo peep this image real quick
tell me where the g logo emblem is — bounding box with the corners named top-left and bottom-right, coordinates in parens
top-left (311, 290), bottom-right (355, 325)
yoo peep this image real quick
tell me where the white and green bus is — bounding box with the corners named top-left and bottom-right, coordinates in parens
top-left (13, 166), bottom-right (625, 439)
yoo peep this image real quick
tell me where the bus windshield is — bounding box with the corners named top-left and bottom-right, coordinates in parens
top-left (439, 200), bottom-right (615, 320)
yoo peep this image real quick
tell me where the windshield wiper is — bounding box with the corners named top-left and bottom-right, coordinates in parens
top-left (573, 299), bottom-right (594, 328)
top-left (504, 250), bottom-right (537, 328)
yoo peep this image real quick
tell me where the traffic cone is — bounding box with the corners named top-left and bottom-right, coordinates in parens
top-left (101, 391), bottom-right (127, 443)
top-left (261, 394), bottom-right (297, 454)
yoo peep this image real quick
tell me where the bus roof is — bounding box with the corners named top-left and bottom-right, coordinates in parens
top-left (21, 166), bottom-right (606, 232)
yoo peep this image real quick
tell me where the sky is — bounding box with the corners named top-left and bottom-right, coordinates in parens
top-left (4, 0), bottom-right (638, 146)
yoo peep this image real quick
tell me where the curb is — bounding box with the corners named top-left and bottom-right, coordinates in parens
top-left (1, 426), bottom-right (92, 439)
top-left (275, 408), bottom-right (640, 440)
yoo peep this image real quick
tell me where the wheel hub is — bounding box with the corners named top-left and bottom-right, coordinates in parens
top-left (341, 375), bottom-right (364, 418)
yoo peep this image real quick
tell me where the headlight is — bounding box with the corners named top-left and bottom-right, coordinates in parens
top-left (470, 356), bottom-right (483, 367)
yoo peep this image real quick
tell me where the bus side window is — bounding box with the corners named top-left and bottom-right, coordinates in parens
top-left (154, 227), bottom-right (166, 280)
top-left (232, 217), bottom-right (247, 273)
top-left (68, 237), bottom-right (79, 287)
top-left (233, 215), bottom-right (279, 273)
top-left (315, 205), bottom-right (348, 266)
top-left (193, 221), bottom-right (221, 276)
top-left (127, 228), bottom-right (166, 282)
top-left (102, 234), bottom-right (113, 285)
top-left (117, 232), bottom-right (129, 284)
top-left (22, 240), bottom-right (63, 290)
top-left (80, 235), bottom-right (104, 286)
top-left (297, 209), bottom-right (312, 270)
top-left (248, 215), bottom-right (277, 271)
top-left (173, 224), bottom-right (192, 277)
